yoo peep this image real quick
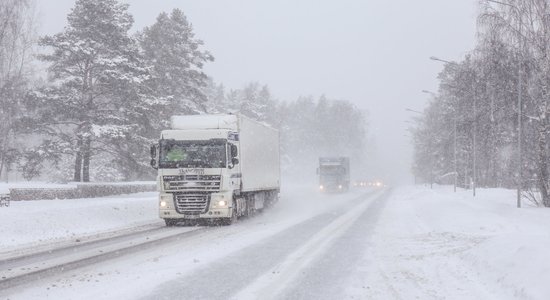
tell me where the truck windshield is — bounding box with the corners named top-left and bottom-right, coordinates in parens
top-left (320, 165), bottom-right (345, 175)
top-left (159, 140), bottom-right (227, 168)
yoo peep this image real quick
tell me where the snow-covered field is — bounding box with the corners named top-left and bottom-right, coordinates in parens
top-left (356, 185), bottom-right (550, 300)
top-left (2, 184), bottom-right (550, 299)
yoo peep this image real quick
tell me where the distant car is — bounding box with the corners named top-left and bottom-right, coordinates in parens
top-left (373, 180), bottom-right (383, 187)
top-left (353, 180), bottom-right (369, 187)
top-left (353, 180), bottom-right (384, 188)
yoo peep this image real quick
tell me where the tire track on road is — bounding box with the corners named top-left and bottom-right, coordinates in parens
top-left (141, 190), bottom-right (384, 300)
top-left (0, 226), bottom-right (205, 293)
top-left (277, 189), bottom-right (392, 299)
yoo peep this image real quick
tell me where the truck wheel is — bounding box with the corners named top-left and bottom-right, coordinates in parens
top-left (246, 197), bottom-right (255, 217)
top-left (265, 191), bottom-right (278, 207)
top-left (223, 201), bottom-right (238, 225)
top-left (165, 219), bottom-right (178, 227)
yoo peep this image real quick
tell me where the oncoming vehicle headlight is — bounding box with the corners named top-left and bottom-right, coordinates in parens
top-left (338, 185), bottom-right (343, 189)
top-left (319, 185), bottom-right (324, 190)
top-left (217, 200), bottom-right (227, 207)
top-left (160, 200), bottom-right (167, 207)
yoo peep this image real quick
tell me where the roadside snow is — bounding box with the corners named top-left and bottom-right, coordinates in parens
top-left (348, 185), bottom-right (550, 300)
top-left (0, 192), bottom-right (159, 253)
top-left (5, 184), bottom-right (547, 299)
top-left (3, 184), bottom-right (370, 300)
top-left (0, 181), bottom-right (155, 194)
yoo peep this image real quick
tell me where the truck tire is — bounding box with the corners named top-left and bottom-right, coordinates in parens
top-left (265, 191), bottom-right (278, 207)
top-left (246, 196), bottom-right (255, 217)
top-left (165, 219), bottom-right (178, 227)
top-left (223, 200), bottom-right (238, 225)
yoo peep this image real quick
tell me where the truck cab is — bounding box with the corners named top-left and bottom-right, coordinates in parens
top-left (150, 115), bottom-right (279, 226)
top-left (318, 157), bottom-right (350, 192)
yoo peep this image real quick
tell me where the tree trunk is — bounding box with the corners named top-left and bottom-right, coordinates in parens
top-left (82, 136), bottom-right (91, 182)
top-left (537, 121), bottom-right (550, 207)
top-left (0, 130), bottom-right (7, 181)
top-left (0, 154), bottom-right (4, 181)
top-left (73, 136), bottom-right (83, 182)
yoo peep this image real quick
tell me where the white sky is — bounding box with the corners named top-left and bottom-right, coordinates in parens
top-left (36, 0), bottom-right (478, 184)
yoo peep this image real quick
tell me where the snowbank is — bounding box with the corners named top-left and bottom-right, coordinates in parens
top-left (0, 181), bottom-right (156, 201)
top-left (351, 185), bottom-right (550, 300)
top-left (170, 114), bottom-right (238, 130)
top-left (0, 182), bottom-right (77, 195)
top-left (0, 192), bottom-right (159, 253)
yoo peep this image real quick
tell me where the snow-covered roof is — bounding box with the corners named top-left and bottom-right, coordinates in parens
top-left (320, 162), bottom-right (344, 166)
top-left (170, 114), bottom-right (238, 130)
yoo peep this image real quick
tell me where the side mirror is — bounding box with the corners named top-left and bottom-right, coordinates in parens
top-left (232, 157), bottom-right (239, 165)
top-left (150, 144), bottom-right (156, 158)
top-left (150, 144), bottom-right (158, 169)
top-left (150, 158), bottom-right (158, 170)
top-left (231, 144), bottom-right (238, 158)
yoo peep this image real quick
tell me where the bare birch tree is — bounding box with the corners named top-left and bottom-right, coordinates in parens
top-left (0, 0), bottom-right (35, 181)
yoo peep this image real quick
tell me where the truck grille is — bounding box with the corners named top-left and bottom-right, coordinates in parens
top-left (174, 193), bottom-right (210, 214)
top-left (163, 175), bottom-right (221, 192)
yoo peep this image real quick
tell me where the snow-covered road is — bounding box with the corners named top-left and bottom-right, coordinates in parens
top-left (1, 185), bottom-right (385, 299)
top-left (2, 185), bottom-right (550, 299)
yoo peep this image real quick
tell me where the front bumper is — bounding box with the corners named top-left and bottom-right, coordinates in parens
top-left (158, 191), bottom-right (233, 219)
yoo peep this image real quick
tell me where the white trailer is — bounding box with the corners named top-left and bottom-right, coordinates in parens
top-left (150, 114), bottom-right (280, 226)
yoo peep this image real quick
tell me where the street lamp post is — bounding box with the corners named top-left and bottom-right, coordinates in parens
top-left (405, 108), bottom-right (423, 114)
top-left (421, 90), bottom-right (436, 97)
top-left (486, 0), bottom-right (522, 208)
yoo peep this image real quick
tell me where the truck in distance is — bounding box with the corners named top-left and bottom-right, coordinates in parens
top-left (318, 157), bottom-right (350, 192)
top-left (150, 114), bottom-right (280, 226)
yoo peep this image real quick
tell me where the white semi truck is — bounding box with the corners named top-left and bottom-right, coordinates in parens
top-left (150, 114), bottom-right (280, 226)
top-left (318, 157), bottom-right (350, 192)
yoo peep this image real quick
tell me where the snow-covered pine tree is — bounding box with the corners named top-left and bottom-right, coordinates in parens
top-left (28, 0), bottom-right (155, 182)
top-left (203, 78), bottom-right (227, 113)
top-left (139, 8), bottom-right (213, 115)
top-left (237, 82), bottom-right (277, 123)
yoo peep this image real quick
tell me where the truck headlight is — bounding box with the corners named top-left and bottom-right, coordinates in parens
top-left (210, 194), bottom-right (228, 207)
top-left (320, 185), bottom-right (324, 190)
top-left (160, 194), bottom-right (172, 208)
top-left (338, 185), bottom-right (342, 189)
